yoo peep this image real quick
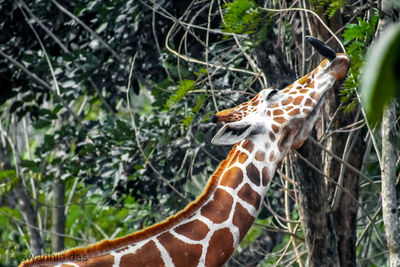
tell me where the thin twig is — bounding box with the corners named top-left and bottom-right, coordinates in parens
top-left (165, 24), bottom-right (259, 76)
top-left (125, 54), bottom-right (187, 201)
top-left (64, 177), bottom-right (79, 216)
top-left (18, 1), bottom-right (61, 96)
top-left (20, 0), bottom-right (115, 114)
top-left (331, 109), bottom-right (360, 210)
top-left (3, 211), bottom-right (90, 243)
top-left (50, 0), bottom-right (121, 62)
top-left (308, 136), bottom-right (377, 188)
top-left (260, 7), bottom-right (346, 53)
top-left (0, 49), bottom-right (81, 123)
top-left (293, 149), bottom-right (386, 246)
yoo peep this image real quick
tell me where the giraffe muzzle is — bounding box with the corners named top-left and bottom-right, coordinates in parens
top-left (328, 54), bottom-right (351, 81)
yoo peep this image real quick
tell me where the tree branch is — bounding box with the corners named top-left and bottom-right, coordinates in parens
top-left (381, 100), bottom-right (400, 266)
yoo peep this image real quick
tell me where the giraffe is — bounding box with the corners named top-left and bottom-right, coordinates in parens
top-left (20, 37), bottom-right (350, 267)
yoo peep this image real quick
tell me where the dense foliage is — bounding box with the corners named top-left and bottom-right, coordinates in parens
top-left (0, 0), bottom-right (399, 266)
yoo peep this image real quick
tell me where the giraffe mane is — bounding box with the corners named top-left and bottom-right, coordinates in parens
top-left (20, 144), bottom-right (241, 267)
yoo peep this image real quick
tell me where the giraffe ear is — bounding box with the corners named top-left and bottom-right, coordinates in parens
top-left (211, 121), bottom-right (254, 146)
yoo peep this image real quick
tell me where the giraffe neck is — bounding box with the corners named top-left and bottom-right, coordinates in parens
top-left (20, 137), bottom-right (282, 267)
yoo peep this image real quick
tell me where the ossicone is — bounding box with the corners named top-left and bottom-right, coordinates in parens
top-left (305, 36), bottom-right (337, 61)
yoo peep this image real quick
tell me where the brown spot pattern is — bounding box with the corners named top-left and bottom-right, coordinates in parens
top-left (228, 150), bottom-right (240, 167)
top-left (293, 96), bottom-right (304, 105)
top-left (205, 228), bottom-right (234, 267)
top-left (246, 163), bottom-right (260, 186)
top-left (158, 232), bottom-right (202, 267)
top-left (274, 117), bottom-right (287, 124)
top-left (262, 167), bottom-right (270, 186)
top-left (269, 132), bottom-right (276, 142)
top-left (174, 220), bottom-right (209, 241)
top-left (288, 108), bottom-right (300, 116)
top-left (308, 81), bottom-right (315, 88)
top-left (238, 183), bottom-right (261, 209)
top-left (238, 152), bottom-right (248, 164)
top-left (119, 240), bottom-right (164, 267)
top-left (201, 189), bottom-right (233, 223)
top-left (269, 151), bottom-right (275, 162)
top-left (285, 105), bottom-right (293, 111)
top-left (220, 167), bottom-right (244, 189)
top-left (281, 96), bottom-right (293, 105)
top-left (298, 73), bottom-right (311, 85)
top-left (273, 109), bottom-right (284, 116)
top-left (310, 91), bottom-right (319, 100)
top-left (278, 131), bottom-right (290, 152)
top-left (267, 110), bottom-right (271, 116)
top-left (242, 139), bottom-right (254, 153)
top-left (300, 89), bottom-right (308, 94)
top-left (232, 203), bottom-right (255, 241)
top-left (271, 124), bottom-right (280, 133)
top-left (255, 150), bottom-right (265, 162)
top-left (305, 98), bottom-right (313, 107)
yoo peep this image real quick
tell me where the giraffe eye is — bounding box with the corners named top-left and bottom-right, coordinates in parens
top-left (266, 89), bottom-right (278, 100)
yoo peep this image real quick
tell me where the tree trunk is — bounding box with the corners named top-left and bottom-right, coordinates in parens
top-left (375, 1), bottom-right (400, 265)
top-left (329, 123), bottom-right (363, 267)
top-left (255, 30), bottom-right (295, 89)
top-left (323, 89), bottom-right (364, 267)
top-left (51, 176), bottom-right (65, 252)
top-left (293, 136), bottom-right (340, 267)
top-left (381, 100), bottom-right (400, 266)
top-left (1, 143), bottom-right (44, 255)
top-left (14, 184), bottom-right (44, 255)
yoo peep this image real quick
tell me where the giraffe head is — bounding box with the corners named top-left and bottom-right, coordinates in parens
top-left (211, 39), bottom-right (350, 154)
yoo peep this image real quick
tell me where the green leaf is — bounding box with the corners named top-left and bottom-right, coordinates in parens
top-left (360, 23), bottom-right (400, 126)
top-left (340, 11), bottom-right (379, 113)
top-left (20, 160), bottom-right (41, 173)
top-left (0, 170), bottom-right (19, 196)
top-left (96, 22), bottom-right (108, 33)
top-left (192, 94), bottom-right (205, 113)
top-left (20, 160), bottom-right (37, 169)
top-left (182, 114), bottom-right (194, 127)
top-left (309, 0), bottom-right (345, 19)
top-left (43, 134), bottom-right (55, 150)
top-left (222, 0), bottom-right (261, 35)
top-left (201, 111), bottom-right (215, 123)
top-left (343, 11), bottom-right (378, 45)
top-left (199, 68), bottom-right (208, 74)
top-left (0, 170), bottom-right (16, 180)
top-left (33, 119), bottom-right (51, 129)
top-left (163, 79), bottom-right (196, 110)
